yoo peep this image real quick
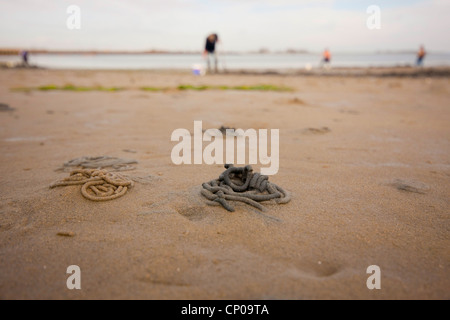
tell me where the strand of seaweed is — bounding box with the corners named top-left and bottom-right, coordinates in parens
top-left (50, 169), bottom-right (134, 201)
top-left (201, 165), bottom-right (291, 212)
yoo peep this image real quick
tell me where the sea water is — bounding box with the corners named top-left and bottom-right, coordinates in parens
top-left (1, 52), bottom-right (449, 70)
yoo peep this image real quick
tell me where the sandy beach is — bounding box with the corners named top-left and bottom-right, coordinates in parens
top-left (0, 68), bottom-right (448, 300)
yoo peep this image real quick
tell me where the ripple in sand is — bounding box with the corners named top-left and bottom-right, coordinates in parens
top-left (302, 127), bottom-right (331, 135)
top-left (138, 209), bottom-right (178, 216)
top-left (130, 175), bottom-right (160, 185)
top-left (339, 109), bottom-right (360, 115)
top-left (138, 274), bottom-right (189, 287)
top-left (4, 136), bottom-right (47, 142)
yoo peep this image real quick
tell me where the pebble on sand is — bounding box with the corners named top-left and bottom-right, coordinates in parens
top-left (57, 232), bottom-right (76, 237)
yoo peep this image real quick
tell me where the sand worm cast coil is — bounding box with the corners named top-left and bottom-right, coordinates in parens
top-left (50, 169), bottom-right (134, 201)
top-left (201, 164), bottom-right (291, 212)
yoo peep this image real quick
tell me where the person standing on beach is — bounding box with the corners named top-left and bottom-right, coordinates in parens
top-left (321, 48), bottom-right (331, 69)
top-left (203, 33), bottom-right (219, 73)
top-left (20, 50), bottom-right (29, 66)
top-left (417, 45), bottom-right (426, 66)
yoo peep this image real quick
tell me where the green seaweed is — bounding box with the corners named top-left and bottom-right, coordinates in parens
top-left (140, 87), bottom-right (165, 92)
top-left (11, 84), bottom-right (293, 93)
top-left (178, 85), bottom-right (210, 91)
top-left (62, 85), bottom-right (92, 92)
top-left (232, 85), bottom-right (293, 92)
top-left (14, 85), bottom-right (123, 92)
top-left (38, 84), bottom-right (59, 91)
top-left (96, 86), bottom-right (122, 92)
top-left (177, 84), bottom-right (293, 92)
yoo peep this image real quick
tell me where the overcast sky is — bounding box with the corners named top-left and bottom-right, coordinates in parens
top-left (1, 0), bottom-right (449, 52)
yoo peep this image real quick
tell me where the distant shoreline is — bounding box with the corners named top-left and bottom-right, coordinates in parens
top-left (2, 65), bottom-right (450, 78)
top-left (2, 49), bottom-right (449, 56)
top-left (228, 67), bottom-right (450, 78)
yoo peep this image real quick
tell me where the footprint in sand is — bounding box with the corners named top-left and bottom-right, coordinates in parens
top-left (176, 206), bottom-right (209, 222)
top-left (290, 260), bottom-right (341, 279)
top-left (0, 201), bottom-right (33, 232)
top-left (138, 187), bottom-right (209, 221)
top-left (287, 98), bottom-right (307, 106)
top-left (0, 204), bottom-right (10, 231)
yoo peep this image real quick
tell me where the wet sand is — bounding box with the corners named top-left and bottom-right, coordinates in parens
top-left (0, 69), bottom-right (449, 299)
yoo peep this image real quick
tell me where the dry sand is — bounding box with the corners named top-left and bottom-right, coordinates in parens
top-left (0, 69), bottom-right (449, 300)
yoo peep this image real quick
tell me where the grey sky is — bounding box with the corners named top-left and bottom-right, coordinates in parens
top-left (0, 0), bottom-right (449, 52)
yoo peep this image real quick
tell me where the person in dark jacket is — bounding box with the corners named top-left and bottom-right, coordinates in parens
top-left (20, 50), bottom-right (29, 66)
top-left (203, 33), bottom-right (219, 73)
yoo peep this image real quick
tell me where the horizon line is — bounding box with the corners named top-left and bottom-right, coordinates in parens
top-left (1, 48), bottom-right (448, 55)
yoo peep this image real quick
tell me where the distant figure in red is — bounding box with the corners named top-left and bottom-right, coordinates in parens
top-left (417, 45), bottom-right (426, 66)
top-left (203, 33), bottom-right (219, 73)
top-left (321, 48), bottom-right (331, 68)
